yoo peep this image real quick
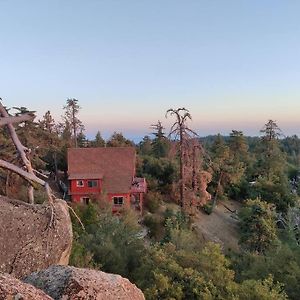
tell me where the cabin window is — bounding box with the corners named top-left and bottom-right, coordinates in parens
top-left (76, 180), bottom-right (84, 187)
top-left (113, 196), bottom-right (124, 206)
top-left (81, 197), bottom-right (90, 205)
top-left (87, 180), bottom-right (98, 188)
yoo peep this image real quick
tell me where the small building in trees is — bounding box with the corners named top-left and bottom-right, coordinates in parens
top-left (67, 147), bottom-right (146, 213)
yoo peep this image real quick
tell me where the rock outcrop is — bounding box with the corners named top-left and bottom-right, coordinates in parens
top-left (0, 196), bottom-right (145, 299)
top-left (24, 265), bottom-right (145, 300)
top-left (0, 196), bottom-right (72, 278)
top-left (0, 272), bottom-right (53, 300)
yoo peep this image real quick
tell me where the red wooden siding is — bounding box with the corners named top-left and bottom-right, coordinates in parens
top-left (70, 178), bottom-right (101, 198)
top-left (67, 147), bottom-right (146, 213)
top-left (108, 193), bottom-right (131, 212)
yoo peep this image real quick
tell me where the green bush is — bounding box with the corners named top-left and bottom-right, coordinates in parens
top-left (202, 203), bottom-right (213, 215)
top-left (239, 198), bottom-right (278, 253)
top-left (143, 214), bottom-right (163, 240)
top-left (144, 191), bottom-right (162, 213)
top-left (70, 203), bottom-right (144, 279)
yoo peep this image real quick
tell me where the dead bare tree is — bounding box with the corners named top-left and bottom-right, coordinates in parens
top-left (184, 138), bottom-right (212, 213)
top-left (0, 99), bottom-right (54, 206)
top-left (166, 108), bottom-right (213, 213)
top-left (165, 108), bottom-right (199, 210)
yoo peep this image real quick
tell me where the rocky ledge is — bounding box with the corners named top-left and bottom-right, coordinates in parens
top-left (24, 265), bottom-right (145, 300)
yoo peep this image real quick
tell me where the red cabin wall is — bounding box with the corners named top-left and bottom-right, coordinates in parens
top-left (70, 178), bottom-right (101, 203)
top-left (69, 179), bottom-right (142, 213)
top-left (108, 193), bottom-right (130, 212)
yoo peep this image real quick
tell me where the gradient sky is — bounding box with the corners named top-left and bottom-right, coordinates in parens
top-left (1, 1), bottom-right (300, 141)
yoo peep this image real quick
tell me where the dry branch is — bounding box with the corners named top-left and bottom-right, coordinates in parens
top-left (0, 101), bottom-right (36, 203)
top-left (0, 159), bottom-right (45, 187)
top-left (0, 114), bottom-right (35, 126)
top-left (0, 99), bottom-right (58, 231)
top-left (33, 169), bottom-right (49, 179)
top-left (67, 204), bottom-right (85, 230)
top-left (0, 159), bottom-right (54, 203)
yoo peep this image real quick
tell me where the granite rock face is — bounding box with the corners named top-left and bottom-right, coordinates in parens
top-left (0, 272), bottom-right (53, 300)
top-left (0, 196), bottom-right (72, 278)
top-left (24, 265), bottom-right (145, 300)
top-left (0, 196), bottom-right (145, 300)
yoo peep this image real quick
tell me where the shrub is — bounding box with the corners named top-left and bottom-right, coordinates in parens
top-left (239, 198), bottom-right (278, 253)
top-left (202, 203), bottom-right (213, 215)
top-left (143, 214), bottom-right (163, 239)
top-left (144, 191), bottom-right (162, 213)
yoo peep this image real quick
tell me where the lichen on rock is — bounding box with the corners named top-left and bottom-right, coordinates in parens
top-left (0, 196), bottom-right (73, 278)
top-left (0, 272), bottom-right (53, 300)
top-left (24, 265), bottom-right (145, 300)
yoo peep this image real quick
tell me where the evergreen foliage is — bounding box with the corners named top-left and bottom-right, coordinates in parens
top-left (70, 203), bottom-right (289, 299)
top-left (1, 102), bottom-right (299, 299)
top-left (106, 131), bottom-right (134, 147)
top-left (239, 198), bottom-right (278, 253)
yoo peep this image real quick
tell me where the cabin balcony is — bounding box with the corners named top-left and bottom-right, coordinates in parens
top-left (131, 177), bottom-right (147, 193)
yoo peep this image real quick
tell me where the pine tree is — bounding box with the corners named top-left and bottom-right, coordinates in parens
top-left (106, 132), bottom-right (134, 147)
top-left (63, 98), bottom-right (84, 148)
top-left (38, 110), bottom-right (61, 177)
top-left (239, 198), bottom-right (278, 253)
top-left (253, 120), bottom-right (295, 213)
top-left (257, 120), bottom-right (285, 179)
top-left (210, 134), bottom-right (244, 209)
top-left (150, 121), bottom-right (170, 158)
top-left (91, 131), bottom-right (105, 147)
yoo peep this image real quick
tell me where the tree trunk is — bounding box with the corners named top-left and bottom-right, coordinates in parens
top-left (72, 106), bottom-right (77, 148)
top-left (53, 152), bottom-right (58, 181)
top-left (28, 186), bottom-right (34, 204)
top-left (192, 145), bottom-right (197, 191)
top-left (212, 171), bottom-right (223, 210)
top-left (179, 128), bottom-right (184, 208)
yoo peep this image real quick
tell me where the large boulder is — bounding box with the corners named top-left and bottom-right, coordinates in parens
top-left (0, 196), bottom-right (72, 278)
top-left (24, 265), bottom-right (145, 300)
top-left (0, 272), bottom-right (53, 300)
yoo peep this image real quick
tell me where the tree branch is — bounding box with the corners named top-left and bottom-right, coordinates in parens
top-left (0, 114), bottom-right (35, 126)
top-left (0, 159), bottom-right (54, 204)
top-left (0, 159), bottom-right (45, 186)
top-left (0, 101), bottom-right (36, 203)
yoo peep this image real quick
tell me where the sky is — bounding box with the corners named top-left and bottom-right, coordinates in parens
top-left (0, 1), bottom-right (300, 141)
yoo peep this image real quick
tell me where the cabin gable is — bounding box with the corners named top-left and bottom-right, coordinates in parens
top-left (67, 147), bottom-right (146, 212)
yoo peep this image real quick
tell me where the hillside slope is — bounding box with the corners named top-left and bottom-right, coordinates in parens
top-left (193, 200), bottom-right (241, 252)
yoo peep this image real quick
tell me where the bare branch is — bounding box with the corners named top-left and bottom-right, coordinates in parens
top-left (33, 169), bottom-right (49, 179)
top-left (170, 122), bottom-right (178, 132)
top-left (0, 101), bottom-right (36, 203)
top-left (0, 159), bottom-right (45, 186)
top-left (67, 204), bottom-right (85, 230)
top-left (0, 159), bottom-right (54, 204)
top-left (185, 127), bottom-right (198, 136)
top-left (182, 112), bottom-right (192, 121)
top-left (0, 114), bottom-right (35, 126)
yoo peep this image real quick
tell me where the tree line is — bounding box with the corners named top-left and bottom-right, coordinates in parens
top-left (0, 98), bottom-right (299, 299)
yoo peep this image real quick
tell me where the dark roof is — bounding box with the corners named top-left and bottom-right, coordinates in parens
top-left (68, 147), bottom-right (136, 194)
